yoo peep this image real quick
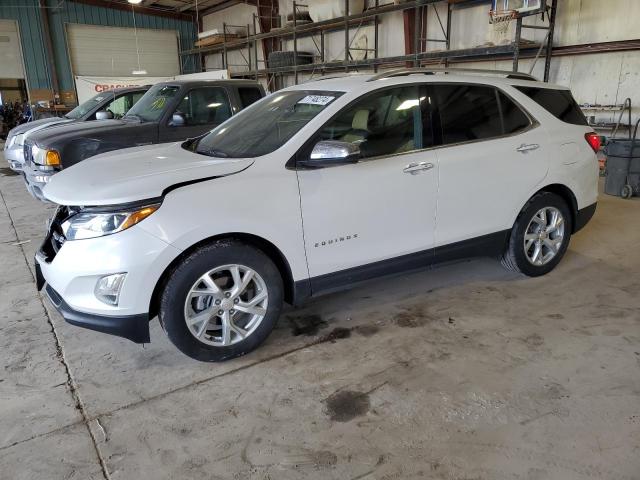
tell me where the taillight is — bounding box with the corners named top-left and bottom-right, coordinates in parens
top-left (585, 132), bottom-right (601, 153)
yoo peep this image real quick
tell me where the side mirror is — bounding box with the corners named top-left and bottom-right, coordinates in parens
top-left (95, 110), bottom-right (113, 120)
top-left (169, 113), bottom-right (186, 127)
top-left (298, 140), bottom-right (361, 168)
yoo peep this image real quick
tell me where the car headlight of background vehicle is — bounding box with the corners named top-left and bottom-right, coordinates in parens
top-left (32, 144), bottom-right (61, 167)
top-left (61, 203), bottom-right (160, 240)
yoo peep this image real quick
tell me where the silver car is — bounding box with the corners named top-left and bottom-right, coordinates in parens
top-left (4, 86), bottom-right (149, 172)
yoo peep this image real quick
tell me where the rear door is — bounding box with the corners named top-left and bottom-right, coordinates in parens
top-left (159, 86), bottom-right (233, 142)
top-left (432, 83), bottom-right (549, 248)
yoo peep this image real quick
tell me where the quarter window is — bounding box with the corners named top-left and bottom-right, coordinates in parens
top-left (174, 87), bottom-right (231, 126)
top-left (317, 86), bottom-right (431, 159)
top-left (514, 86), bottom-right (588, 126)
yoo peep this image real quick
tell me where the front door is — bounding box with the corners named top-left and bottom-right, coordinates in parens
top-left (160, 86), bottom-right (233, 142)
top-left (296, 85), bottom-right (439, 292)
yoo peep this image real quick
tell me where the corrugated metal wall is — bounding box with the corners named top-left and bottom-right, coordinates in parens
top-left (0, 0), bottom-right (198, 100)
top-left (0, 1), bottom-right (50, 90)
top-left (45, 0), bottom-right (199, 92)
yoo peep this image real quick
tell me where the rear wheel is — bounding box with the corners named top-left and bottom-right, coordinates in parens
top-left (621, 184), bottom-right (633, 199)
top-left (502, 192), bottom-right (572, 277)
top-left (159, 241), bottom-right (283, 362)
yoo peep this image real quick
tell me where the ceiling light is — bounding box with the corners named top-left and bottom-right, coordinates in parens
top-left (128, 0), bottom-right (143, 4)
top-left (132, 69), bottom-right (147, 75)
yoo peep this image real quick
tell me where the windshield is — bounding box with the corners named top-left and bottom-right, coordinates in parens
top-left (192, 90), bottom-right (342, 158)
top-left (65, 91), bottom-right (115, 120)
top-left (124, 84), bottom-right (180, 122)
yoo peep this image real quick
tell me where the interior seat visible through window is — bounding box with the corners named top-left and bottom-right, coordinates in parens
top-left (317, 85), bottom-right (430, 159)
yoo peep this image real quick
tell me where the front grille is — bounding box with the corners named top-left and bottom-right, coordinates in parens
top-left (40, 206), bottom-right (75, 262)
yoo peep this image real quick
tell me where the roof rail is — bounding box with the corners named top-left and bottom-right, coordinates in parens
top-left (366, 67), bottom-right (537, 82)
top-left (302, 73), bottom-right (367, 84)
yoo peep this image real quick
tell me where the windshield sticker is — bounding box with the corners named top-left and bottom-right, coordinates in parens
top-left (94, 96), bottom-right (104, 102)
top-left (298, 95), bottom-right (335, 106)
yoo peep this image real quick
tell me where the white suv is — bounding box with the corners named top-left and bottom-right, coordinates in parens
top-left (36, 69), bottom-right (599, 362)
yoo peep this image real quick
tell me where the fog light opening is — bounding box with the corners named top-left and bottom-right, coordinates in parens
top-left (95, 273), bottom-right (127, 306)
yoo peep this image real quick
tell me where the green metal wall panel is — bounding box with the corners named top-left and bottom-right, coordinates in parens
top-left (0, 0), bottom-right (51, 90)
top-left (0, 0), bottom-right (198, 98)
top-left (45, 0), bottom-right (199, 92)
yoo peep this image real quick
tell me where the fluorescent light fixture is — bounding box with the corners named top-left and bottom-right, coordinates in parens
top-left (396, 96), bottom-right (426, 111)
top-left (127, 0), bottom-right (143, 4)
top-left (132, 69), bottom-right (147, 75)
top-left (207, 103), bottom-right (222, 108)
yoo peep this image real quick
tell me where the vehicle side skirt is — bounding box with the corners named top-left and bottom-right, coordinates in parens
top-left (294, 230), bottom-right (510, 302)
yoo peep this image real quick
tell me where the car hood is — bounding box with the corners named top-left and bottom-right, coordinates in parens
top-left (43, 142), bottom-right (254, 206)
top-left (28, 119), bottom-right (127, 145)
top-left (10, 117), bottom-right (74, 140)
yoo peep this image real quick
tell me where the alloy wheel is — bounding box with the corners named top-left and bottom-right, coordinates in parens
top-left (523, 206), bottom-right (565, 266)
top-left (183, 264), bottom-right (268, 346)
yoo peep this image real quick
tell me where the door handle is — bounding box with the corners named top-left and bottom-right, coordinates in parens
top-left (403, 162), bottom-right (434, 175)
top-left (516, 143), bottom-right (540, 153)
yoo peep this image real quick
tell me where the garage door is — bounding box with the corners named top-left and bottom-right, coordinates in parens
top-left (0, 20), bottom-right (25, 79)
top-left (67, 24), bottom-right (180, 77)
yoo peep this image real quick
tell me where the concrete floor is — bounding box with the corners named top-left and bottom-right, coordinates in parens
top-left (1, 149), bottom-right (639, 480)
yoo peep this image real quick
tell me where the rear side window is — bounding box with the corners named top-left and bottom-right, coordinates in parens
top-left (433, 84), bottom-right (503, 144)
top-left (514, 86), bottom-right (587, 126)
top-left (498, 92), bottom-right (531, 134)
top-left (238, 87), bottom-right (263, 108)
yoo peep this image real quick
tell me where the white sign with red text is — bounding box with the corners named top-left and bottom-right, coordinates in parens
top-left (74, 76), bottom-right (172, 104)
top-left (74, 70), bottom-right (230, 104)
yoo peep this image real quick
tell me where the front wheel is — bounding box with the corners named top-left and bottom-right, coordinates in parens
top-left (502, 192), bottom-right (572, 277)
top-left (159, 241), bottom-right (283, 362)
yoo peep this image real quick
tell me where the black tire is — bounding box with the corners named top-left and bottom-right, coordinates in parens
top-left (621, 184), bottom-right (633, 199)
top-left (159, 240), bottom-right (283, 362)
top-left (501, 192), bottom-right (572, 277)
top-left (267, 50), bottom-right (313, 68)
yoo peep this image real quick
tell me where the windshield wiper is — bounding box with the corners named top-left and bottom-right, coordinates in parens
top-left (123, 113), bottom-right (143, 122)
top-left (198, 148), bottom-right (229, 158)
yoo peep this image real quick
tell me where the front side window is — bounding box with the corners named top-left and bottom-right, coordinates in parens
top-left (316, 85), bottom-right (432, 159)
top-left (191, 90), bottom-right (341, 158)
top-left (104, 92), bottom-right (142, 119)
top-left (124, 85), bottom-right (180, 122)
top-left (174, 87), bottom-right (231, 126)
top-left (65, 92), bottom-right (112, 120)
top-left (433, 84), bottom-right (503, 144)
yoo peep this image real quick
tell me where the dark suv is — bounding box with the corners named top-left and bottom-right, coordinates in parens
top-left (23, 79), bottom-right (265, 201)
top-left (4, 86), bottom-right (149, 172)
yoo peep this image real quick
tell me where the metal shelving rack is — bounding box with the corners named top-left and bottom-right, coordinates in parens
top-left (182, 0), bottom-right (559, 90)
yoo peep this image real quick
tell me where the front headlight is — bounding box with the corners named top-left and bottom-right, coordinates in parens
top-left (14, 133), bottom-right (24, 147)
top-left (32, 145), bottom-right (61, 167)
top-left (61, 203), bottom-right (160, 240)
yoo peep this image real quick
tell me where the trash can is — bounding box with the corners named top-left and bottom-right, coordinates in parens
top-left (604, 139), bottom-right (640, 197)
